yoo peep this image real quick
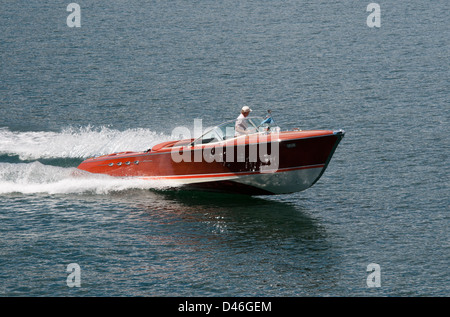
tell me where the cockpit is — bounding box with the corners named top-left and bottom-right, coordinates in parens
top-left (191, 116), bottom-right (279, 146)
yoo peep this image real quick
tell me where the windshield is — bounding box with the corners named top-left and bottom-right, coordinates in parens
top-left (192, 116), bottom-right (278, 145)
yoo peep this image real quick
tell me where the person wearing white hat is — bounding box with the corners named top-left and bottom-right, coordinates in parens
top-left (235, 106), bottom-right (252, 136)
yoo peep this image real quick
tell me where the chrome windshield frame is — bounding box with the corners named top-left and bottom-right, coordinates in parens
top-left (190, 116), bottom-right (276, 146)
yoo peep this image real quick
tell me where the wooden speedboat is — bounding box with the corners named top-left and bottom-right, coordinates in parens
top-left (77, 117), bottom-right (345, 195)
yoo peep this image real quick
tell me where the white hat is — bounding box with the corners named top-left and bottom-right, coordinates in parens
top-left (241, 106), bottom-right (252, 113)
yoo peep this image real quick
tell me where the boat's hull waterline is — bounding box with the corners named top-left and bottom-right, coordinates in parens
top-left (77, 129), bottom-right (345, 195)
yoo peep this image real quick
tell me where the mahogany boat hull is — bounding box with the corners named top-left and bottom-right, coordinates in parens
top-left (77, 129), bottom-right (345, 195)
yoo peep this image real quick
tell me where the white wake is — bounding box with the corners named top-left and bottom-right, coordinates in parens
top-left (0, 162), bottom-right (177, 195)
top-left (0, 126), bottom-right (170, 160)
top-left (0, 126), bottom-right (178, 194)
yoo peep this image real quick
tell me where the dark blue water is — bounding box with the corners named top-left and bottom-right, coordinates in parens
top-left (1, 1), bottom-right (448, 296)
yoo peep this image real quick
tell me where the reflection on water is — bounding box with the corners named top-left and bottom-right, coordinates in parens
top-left (141, 189), bottom-right (326, 242)
top-left (1, 188), bottom-right (341, 296)
top-left (103, 189), bottom-right (340, 296)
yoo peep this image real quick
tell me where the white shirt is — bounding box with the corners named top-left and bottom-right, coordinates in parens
top-left (235, 113), bottom-right (249, 136)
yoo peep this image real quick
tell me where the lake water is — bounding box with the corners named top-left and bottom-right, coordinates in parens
top-left (0, 1), bottom-right (448, 296)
